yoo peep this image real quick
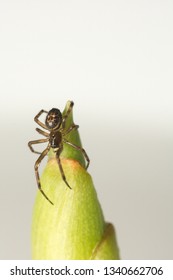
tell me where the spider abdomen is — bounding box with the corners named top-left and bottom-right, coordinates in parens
top-left (50, 131), bottom-right (62, 149)
top-left (46, 108), bottom-right (62, 129)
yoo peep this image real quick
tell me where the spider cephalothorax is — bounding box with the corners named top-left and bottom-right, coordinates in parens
top-left (28, 101), bottom-right (89, 205)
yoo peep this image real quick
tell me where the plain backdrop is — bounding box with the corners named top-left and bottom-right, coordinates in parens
top-left (0, 0), bottom-right (173, 259)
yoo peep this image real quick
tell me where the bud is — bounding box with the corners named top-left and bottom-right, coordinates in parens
top-left (31, 101), bottom-right (120, 259)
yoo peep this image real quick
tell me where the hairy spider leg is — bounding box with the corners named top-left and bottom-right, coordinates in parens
top-left (63, 123), bottom-right (79, 136)
top-left (36, 127), bottom-right (49, 137)
top-left (34, 109), bottom-right (49, 130)
top-left (35, 144), bottom-right (54, 205)
top-left (56, 149), bottom-right (72, 190)
top-left (61, 101), bottom-right (74, 129)
top-left (28, 138), bottom-right (49, 155)
top-left (63, 139), bottom-right (90, 169)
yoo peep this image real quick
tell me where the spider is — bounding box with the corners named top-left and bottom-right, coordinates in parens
top-left (28, 101), bottom-right (90, 205)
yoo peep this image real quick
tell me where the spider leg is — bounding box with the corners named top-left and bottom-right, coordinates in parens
top-left (63, 139), bottom-right (90, 169)
top-left (56, 151), bottom-right (72, 190)
top-left (62, 101), bottom-right (74, 129)
top-left (34, 109), bottom-right (49, 130)
top-left (35, 144), bottom-right (53, 205)
top-left (63, 123), bottom-right (79, 136)
top-left (36, 127), bottom-right (49, 137)
top-left (28, 138), bottom-right (49, 154)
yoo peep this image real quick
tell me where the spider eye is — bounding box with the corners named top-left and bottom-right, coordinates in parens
top-left (46, 108), bottom-right (62, 129)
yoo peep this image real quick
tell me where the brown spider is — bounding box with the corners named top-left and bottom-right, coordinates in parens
top-left (28, 101), bottom-right (90, 205)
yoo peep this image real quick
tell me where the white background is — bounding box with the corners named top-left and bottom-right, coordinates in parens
top-left (0, 0), bottom-right (173, 259)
